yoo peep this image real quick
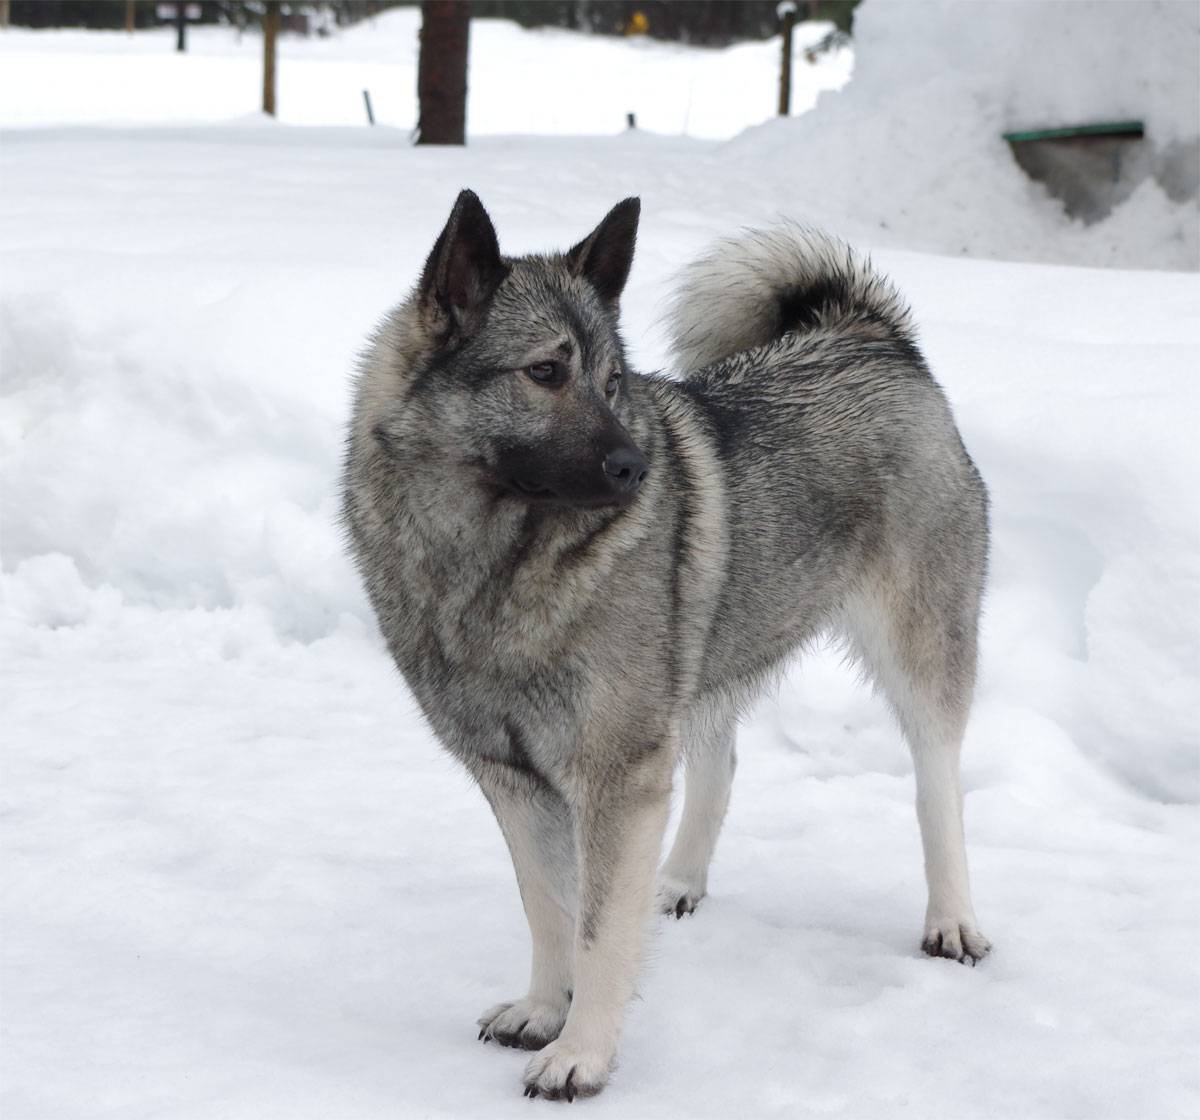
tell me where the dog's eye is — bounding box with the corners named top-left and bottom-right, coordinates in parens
top-left (605, 371), bottom-right (621, 397)
top-left (525, 362), bottom-right (563, 386)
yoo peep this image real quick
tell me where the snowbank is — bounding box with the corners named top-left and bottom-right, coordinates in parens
top-left (731, 0), bottom-right (1199, 269)
top-left (2, 124), bottom-right (1198, 1118)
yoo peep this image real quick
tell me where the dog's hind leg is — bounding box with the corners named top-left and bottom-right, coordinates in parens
top-left (846, 566), bottom-right (992, 965)
top-left (907, 714), bottom-right (991, 964)
top-left (475, 763), bottom-right (577, 1051)
top-left (657, 703), bottom-right (737, 917)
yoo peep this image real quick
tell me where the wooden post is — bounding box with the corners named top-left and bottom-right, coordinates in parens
top-left (0, 1), bottom-right (10, 31)
top-left (125, 1), bottom-right (136, 33)
top-left (416, 0), bottom-right (470, 145)
top-left (778, 1), bottom-right (799, 117)
top-left (263, 1), bottom-right (280, 116)
top-left (175, 1), bottom-right (187, 52)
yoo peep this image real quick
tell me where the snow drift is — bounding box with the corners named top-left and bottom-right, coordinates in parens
top-left (730, 0), bottom-right (1199, 270)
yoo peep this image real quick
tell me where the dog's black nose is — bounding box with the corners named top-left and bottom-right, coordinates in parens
top-left (602, 447), bottom-right (649, 495)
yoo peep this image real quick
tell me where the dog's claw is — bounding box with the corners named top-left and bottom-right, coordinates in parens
top-left (922, 921), bottom-right (992, 964)
top-left (479, 998), bottom-right (568, 1053)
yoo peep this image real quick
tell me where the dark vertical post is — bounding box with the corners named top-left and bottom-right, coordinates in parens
top-left (175, 1), bottom-right (187, 52)
top-left (416, 0), bottom-right (470, 145)
top-left (125, 0), bottom-right (136, 33)
top-left (778, 1), bottom-right (797, 116)
top-left (263, 0), bottom-right (280, 116)
top-left (363, 89), bottom-right (375, 125)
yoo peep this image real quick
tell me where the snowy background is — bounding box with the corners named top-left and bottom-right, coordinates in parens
top-left (2, 2), bottom-right (1198, 1117)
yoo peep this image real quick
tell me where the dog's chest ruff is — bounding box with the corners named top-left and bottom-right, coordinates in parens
top-left (389, 489), bottom-right (660, 671)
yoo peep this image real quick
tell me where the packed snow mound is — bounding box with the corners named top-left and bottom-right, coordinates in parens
top-left (731, 0), bottom-right (1199, 270)
top-left (860, 0), bottom-right (1198, 146)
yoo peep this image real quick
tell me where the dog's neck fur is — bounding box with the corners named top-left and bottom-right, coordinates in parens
top-left (350, 412), bottom-right (663, 671)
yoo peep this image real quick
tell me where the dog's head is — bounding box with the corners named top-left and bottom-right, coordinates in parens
top-left (371, 190), bottom-right (649, 511)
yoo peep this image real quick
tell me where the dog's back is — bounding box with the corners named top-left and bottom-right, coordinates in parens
top-left (659, 225), bottom-right (988, 702)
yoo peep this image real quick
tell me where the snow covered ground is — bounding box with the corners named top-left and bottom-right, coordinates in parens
top-left (2, 6), bottom-right (1199, 1120)
top-left (0, 8), bottom-right (850, 139)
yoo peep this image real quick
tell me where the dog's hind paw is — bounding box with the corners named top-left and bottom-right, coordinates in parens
top-left (921, 918), bottom-right (992, 965)
top-left (478, 997), bottom-right (569, 1051)
top-left (522, 1037), bottom-right (612, 1101)
top-left (655, 872), bottom-right (706, 918)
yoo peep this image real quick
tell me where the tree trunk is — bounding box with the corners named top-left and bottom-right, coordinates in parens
top-left (417, 1), bottom-right (470, 146)
top-left (125, 1), bottom-right (136, 34)
top-left (175, 2), bottom-right (186, 52)
top-left (263, 0), bottom-right (280, 116)
top-left (778, 4), bottom-right (796, 116)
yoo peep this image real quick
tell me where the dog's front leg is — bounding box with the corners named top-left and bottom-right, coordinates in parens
top-left (474, 763), bottom-right (578, 1051)
top-left (521, 743), bottom-right (673, 1100)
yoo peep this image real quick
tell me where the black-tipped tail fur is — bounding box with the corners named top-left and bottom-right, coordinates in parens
top-left (667, 223), bottom-right (914, 371)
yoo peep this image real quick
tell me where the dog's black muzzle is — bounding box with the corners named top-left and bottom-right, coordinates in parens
top-left (500, 440), bottom-right (649, 510)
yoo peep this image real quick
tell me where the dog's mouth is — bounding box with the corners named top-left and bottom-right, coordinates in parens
top-left (510, 478), bottom-right (557, 499)
top-left (505, 477), bottom-right (633, 510)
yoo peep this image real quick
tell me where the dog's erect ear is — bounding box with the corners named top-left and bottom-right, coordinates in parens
top-left (418, 189), bottom-right (508, 337)
top-left (566, 197), bottom-right (640, 305)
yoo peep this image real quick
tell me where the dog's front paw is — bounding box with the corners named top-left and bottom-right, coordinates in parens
top-left (478, 997), bottom-right (569, 1051)
top-left (922, 916), bottom-right (992, 965)
top-left (655, 871), bottom-right (705, 918)
top-left (522, 1037), bottom-right (612, 1101)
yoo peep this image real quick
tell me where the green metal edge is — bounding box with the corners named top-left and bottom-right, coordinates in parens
top-left (1003, 120), bottom-right (1145, 143)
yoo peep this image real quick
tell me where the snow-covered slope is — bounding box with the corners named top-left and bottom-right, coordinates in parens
top-left (2, 122), bottom-right (1198, 1120)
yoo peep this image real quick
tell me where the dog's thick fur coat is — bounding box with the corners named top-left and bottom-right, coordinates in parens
top-left (342, 192), bottom-right (991, 1099)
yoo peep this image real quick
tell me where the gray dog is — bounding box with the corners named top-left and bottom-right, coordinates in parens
top-left (342, 191), bottom-right (991, 1100)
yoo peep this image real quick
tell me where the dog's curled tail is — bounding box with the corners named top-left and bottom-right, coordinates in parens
top-left (667, 223), bottom-right (915, 372)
